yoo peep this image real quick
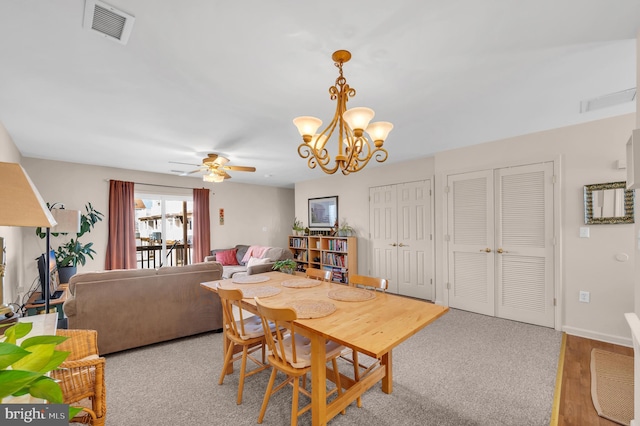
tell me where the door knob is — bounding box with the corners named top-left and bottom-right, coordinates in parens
top-left (389, 243), bottom-right (397, 247)
top-left (480, 248), bottom-right (492, 253)
top-left (497, 248), bottom-right (509, 254)
top-left (398, 243), bottom-right (409, 247)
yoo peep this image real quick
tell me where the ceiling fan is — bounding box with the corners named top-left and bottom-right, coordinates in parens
top-left (175, 153), bottom-right (256, 182)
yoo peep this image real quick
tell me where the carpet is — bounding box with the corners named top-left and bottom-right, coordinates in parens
top-left (590, 348), bottom-right (634, 425)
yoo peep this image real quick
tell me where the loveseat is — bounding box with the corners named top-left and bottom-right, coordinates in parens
top-left (204, 244), bottom-right (293, 279)
top-left (63, 262), bottom-right (223, 355)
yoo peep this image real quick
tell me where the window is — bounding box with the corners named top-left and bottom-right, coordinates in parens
top-left (135, 194), bottom-right (193, 268)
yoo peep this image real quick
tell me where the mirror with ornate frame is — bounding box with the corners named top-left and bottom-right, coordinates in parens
top-left (584, 181), bottom-right (635, 224)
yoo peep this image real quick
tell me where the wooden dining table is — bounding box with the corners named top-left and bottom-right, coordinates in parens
top-left (201, 271), bottom-right (448, 426)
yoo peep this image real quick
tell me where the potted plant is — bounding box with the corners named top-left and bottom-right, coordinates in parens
top-left (292, 217), bottom-right (304, 236)
top-left (36, 203), bottom-right (104, 283)
top-left (337, 220), bottom-right (355, 237)
top-left (0, 321), bottom-right (83, 418)
top-left (272, 259), bottom-right (297, 274)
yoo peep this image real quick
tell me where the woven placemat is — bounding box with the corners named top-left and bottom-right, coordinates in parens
top-left (590, 348), bottom-right (634, 426)
top-left (239, 286), bottom-right (281, 299)
top-left (289, 299), bottom-right (336, 319)
top-left (281, 278), bottom-right (322, 288)
top-left (232, 275), bottom-right (270, 284)
top-left (328, 287), bottom-right (376, 302)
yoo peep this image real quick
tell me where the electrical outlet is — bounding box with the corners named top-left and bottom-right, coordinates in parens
top-left (579, 291), bottom-right (590, 303)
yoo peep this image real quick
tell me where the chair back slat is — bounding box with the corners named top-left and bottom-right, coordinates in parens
top-left (216, 284), bottom-right (247, 339)
top-left (349, 274), bottom-right (388, 292)
top-left (306, 268), bottom-right (331, 282)
top-left (255, 297), bottom-right (299, 365)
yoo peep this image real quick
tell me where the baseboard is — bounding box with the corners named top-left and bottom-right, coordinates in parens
top-left (562, 325), bottom-right (632, 347)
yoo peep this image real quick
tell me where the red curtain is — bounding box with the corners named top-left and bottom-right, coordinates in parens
top-left (193, 188), bottom-right (211, 263)
top-left (105, 180), bottom-right (137, 270)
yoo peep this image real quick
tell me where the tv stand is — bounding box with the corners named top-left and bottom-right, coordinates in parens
top-left (25, 284), bottom-right (68, 321)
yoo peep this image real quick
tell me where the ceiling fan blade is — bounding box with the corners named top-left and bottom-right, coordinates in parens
top-left (223, 165), bottom-right (256, 172)
top-left (169, 161), bottom-right (201, 167)
top-left (221, 171), bottom-right (232, 179)
top-left (186, 167), bottom-right (205, 175)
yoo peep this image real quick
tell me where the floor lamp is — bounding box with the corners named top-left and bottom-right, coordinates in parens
top-left (0, 162), bottom-right (57, 317)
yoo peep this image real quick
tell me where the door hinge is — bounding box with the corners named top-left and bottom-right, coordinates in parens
top-left (552, 175), bottom-right (557, 184)
top-left (444, 234), bottom-right (451, 242)
top-left (430, 278), bottom-right (433, 285)
top-left (429, 189), bottom-right (432, 196)
top-left (444, 186), bottom-right (450, 193)
top-left (446, 282), bottom-right (451, 290)
top-left (553, 298), bottom-right (557, 306)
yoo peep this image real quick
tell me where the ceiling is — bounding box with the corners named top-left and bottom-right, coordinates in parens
top-left (0, 1), bottom-right (637, 188)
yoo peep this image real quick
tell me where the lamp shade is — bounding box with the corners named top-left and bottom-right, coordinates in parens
top-left (0, 162), bottom-right (56, 227)
top-left (365, 121), bottom-right (394, 142)
top-left (51, 208), bottom-right (81, 234)
top-left (343, 107), bottom-right (375, 131)
top-left (293, 116), bottom-right (323, 137)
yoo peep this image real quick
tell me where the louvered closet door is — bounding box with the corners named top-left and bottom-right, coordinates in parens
top-left (495, 163), bottom-right (554, 327)
top-left (447, 170), bottom-right (495, 316)
top-left (370, 185), bottom-right (397, 291)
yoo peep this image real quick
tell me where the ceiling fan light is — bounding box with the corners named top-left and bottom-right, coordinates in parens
top-left (214, 156), bottom-right (229, 166)
top-left (203, 173), bottom-right (216, 183)
top-left (366, 121), bottom-right (394, 144)
top-left (343, 107), bottom-right (375, 135)
top-left (293, 116), bottom-right (322, 141)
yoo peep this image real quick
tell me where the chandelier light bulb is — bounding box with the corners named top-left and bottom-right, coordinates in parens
top-left (365, 121), bottom-right (394, 146)
top-left (293, 116), bottom-right (323, 142)
top-left (342, 107), bottom-right (375, 137)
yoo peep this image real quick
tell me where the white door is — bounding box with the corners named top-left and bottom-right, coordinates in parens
top-left (446, 170), bottom-right (495, 315)
top-left (495, 163), bottom-right (555, 327)
top-left (446, 162), bottom-right (555, 327)
top-left (370, 180), bottom-right (433, 300)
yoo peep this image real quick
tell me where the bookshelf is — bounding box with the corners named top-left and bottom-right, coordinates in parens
top-left (288, 235), bottom-right (357, 284)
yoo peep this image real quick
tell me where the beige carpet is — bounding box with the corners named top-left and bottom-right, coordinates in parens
top-left (591, 348), bottom-right (634, 425)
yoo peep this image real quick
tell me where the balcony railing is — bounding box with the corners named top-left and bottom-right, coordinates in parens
top-left (136, 242), bottom-right (191, 269)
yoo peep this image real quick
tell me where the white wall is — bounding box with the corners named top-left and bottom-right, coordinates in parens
top-left (294, 157), bottom-right (435, 275)
top-left (295, 113), bottom-right (637, 345)
top-left (18, 158), bottom-right (293, 299)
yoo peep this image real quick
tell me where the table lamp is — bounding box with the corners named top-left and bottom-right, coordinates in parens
top-left (0, 162), bottom-right (57, 317)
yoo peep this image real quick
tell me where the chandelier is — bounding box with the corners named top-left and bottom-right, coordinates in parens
top-left (293, 50), bottom-right (393, 175)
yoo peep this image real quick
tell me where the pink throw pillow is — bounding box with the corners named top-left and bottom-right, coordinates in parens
top-left (216, 249), bottom-right (239, 266)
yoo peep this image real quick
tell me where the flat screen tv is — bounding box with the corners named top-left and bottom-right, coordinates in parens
top-left (36, 249), bottom-right (60, 302)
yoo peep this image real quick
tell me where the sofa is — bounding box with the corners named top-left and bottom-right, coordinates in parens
top-left (63, 262), bottom-right (223, 355)
top-left (204, 244), bottom-right (294, 279)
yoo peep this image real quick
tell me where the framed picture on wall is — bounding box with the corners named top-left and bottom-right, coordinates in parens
top-left (308, 196), bottom-right (338, 228)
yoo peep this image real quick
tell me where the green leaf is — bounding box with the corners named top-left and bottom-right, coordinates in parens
top-left (27, 376), bottom-right (63, 403)
top-left (11, 343), bottom-right (56, 372)
top-left (2, 322), bottom-right (33, 344)
top-left (21, 335), bottom-right (68, 349)
top-left (0, 342), bottom-right (30, 369)
top-left (69, 406), bottom-right (84, 420)
top-left (38, 350), bottom-right (70, 373)
top-left (0, 370), bottom-right (41, 399)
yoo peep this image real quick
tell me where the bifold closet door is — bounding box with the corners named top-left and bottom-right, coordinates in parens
top-left (446, 162), bottom-right (555, 327)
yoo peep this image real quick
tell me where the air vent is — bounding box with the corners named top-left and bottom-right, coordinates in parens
top-left (580, 88), bottom-right (636, 113)
top-left (83, 0), bottom-right (135, 45)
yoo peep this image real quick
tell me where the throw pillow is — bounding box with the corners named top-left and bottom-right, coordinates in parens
top-left (246, 257), bottom-right (271, 268)
top-left (216, 249), bottom-right (239, 266)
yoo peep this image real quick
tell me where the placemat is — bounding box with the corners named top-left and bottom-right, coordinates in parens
top-left (232, 275), bottom-right (270, 284)
top-left (281, 278), bottom-right (322, 288)
top-left (239, 286), bottom-right (281, 299)
top-left (289, 299), bottom-right (336, 319)
top-left (328, 287), bottom-right (376, 302)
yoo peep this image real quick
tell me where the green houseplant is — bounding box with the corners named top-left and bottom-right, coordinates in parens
top-left (36, 203), bottom-right (104, 282)
top-left (272, 259), bottom-right (297, 274)
top-left (337, 220), bottom-right (355, 237)
top-left (0, 322), bottom-right (82, 418)
top-left (292, 217), bottom-right (304, 236)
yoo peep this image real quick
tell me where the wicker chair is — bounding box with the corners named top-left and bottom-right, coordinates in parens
top-left (52, 329), bottom-right (106, 426)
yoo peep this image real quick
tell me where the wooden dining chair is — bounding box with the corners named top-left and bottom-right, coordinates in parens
top-left (51, 329), bottom-right (106, 426)
top-left (255, 297), bottom-right (344, 425)
top-left (305, 268), bottom-right (331, 282)
top-left (217, 284), bottom-right (272, 405)
top-left (346, 274), bottom-right (388, 407)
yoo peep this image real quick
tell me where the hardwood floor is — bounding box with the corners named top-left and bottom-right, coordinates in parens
top-left (555, 334), bottom-right (633, 426)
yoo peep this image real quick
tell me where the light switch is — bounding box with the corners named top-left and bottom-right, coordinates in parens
top-left (579, 227), bottom-right (590, 238)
